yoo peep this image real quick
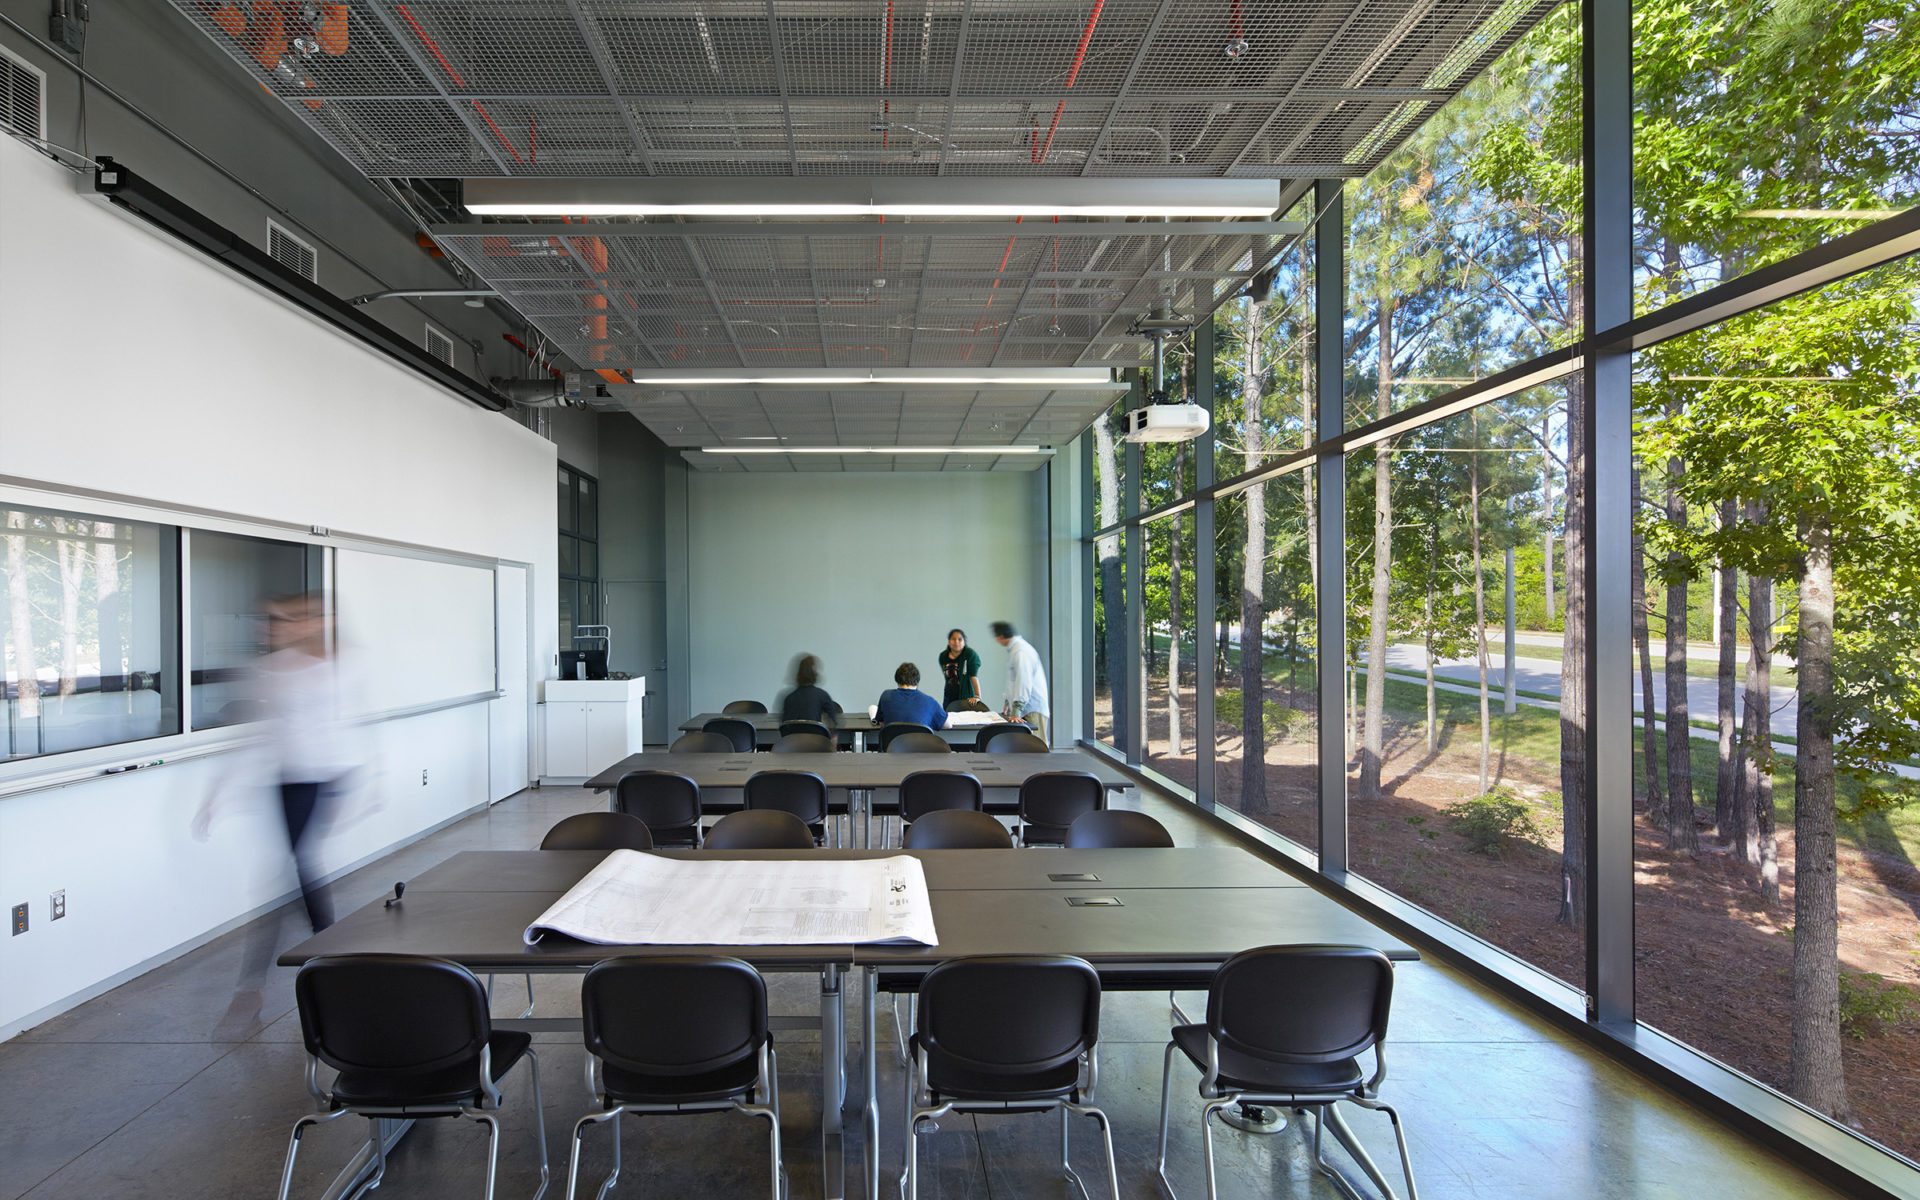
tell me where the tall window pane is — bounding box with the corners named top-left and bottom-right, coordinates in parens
top-left (1344, 7), bottom-right (1581, 426)
top-left (1142, 511), bottom-right (1196, 792)
top-left (1, 506), bottom-right (179, 760)
top-left (1346, 387), bottom-right (1577, 985)
top-left (189, 531), bottom-right (321, 729)
top-left (1092, 526), bottom-right (1127, 753)
top-left (1213, 473), bottom-right (1318, 854)
top-left (1632, 256), bottom-right (1920, 1158)
top-left (1634, 0), bottom-right (1920, 311)
top-left (1214, 212), bottom-right (1315, 477)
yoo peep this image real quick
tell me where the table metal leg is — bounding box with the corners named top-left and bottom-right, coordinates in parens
top-left (822, 965), bottom-right (847, 1200)
top-left (864, 968), bottom-right (881, 1200)
top-left (320, 1117), bottom-right (410, 1200)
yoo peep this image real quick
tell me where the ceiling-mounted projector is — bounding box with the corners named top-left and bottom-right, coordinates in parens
top-left (1123, 402), bottom-right (1210, 443)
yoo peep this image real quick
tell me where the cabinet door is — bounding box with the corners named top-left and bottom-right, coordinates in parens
top-left (583, 701), bottom-right (632, 774)
top-left (545, 703), bottom-right (588, 777)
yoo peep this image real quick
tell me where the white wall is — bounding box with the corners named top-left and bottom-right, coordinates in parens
top-left (0, 139), bottom-right (557, 1037)
top-left (685, 470), bottom-right (1049, 718)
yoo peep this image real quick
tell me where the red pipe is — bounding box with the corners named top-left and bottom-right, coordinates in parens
top-left (395, 5), bottom-right (524, 163)
top-left (1037, 0), bottom-right (1106, 165)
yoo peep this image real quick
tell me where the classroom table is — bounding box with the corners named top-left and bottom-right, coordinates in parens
top-left (680, 711), bottom-right (998, 751)
top-left (586, 749), bottom-right (1134, 846)
top-left (278, 847), bottom-right (1415, 1200)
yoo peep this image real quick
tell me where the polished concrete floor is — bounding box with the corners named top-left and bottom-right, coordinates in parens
top-left (0, 784), bottom-right (1844, 1199)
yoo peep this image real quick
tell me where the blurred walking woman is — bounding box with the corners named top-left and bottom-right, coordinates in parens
top-left (938, 628), bottom-right (982, 707)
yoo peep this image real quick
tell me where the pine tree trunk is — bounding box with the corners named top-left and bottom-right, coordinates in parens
top-left (1241, 305), bottom-right (1268, 813)
top-left (1790, 514), bottom-right (1849, 1121)
top-left (1664, 446), bottom-right (1697, 851)
top-left (1633, 469), bottom-right (1665, 825)
top-left (1543, 414), bottom-right (1556, 626)
top-left (1470, 434), bottom-right (1491, 795)
top-left (1359, 297), bottom-right (1395, 801)
top-left (1715, 500), bottom-right (1741, 844)
top-left (1745, 555), bottom-right (1779, 904)
top-left (1558, 365), bottom-right (1588, 927)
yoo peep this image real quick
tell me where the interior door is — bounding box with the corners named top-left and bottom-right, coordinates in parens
top-left (605, 578), bottom-right (669, 745)
top-left (489, 564), bottom-right (531, 800)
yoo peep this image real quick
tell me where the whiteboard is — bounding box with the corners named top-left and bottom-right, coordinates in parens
top-left (335, 549), bottom-right (496, 714)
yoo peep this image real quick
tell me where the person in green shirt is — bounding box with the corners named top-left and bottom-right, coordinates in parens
top-left (938, 628), bottom-right (982, 708)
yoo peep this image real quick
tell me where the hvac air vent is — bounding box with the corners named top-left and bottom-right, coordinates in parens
top-left (425, 325), bottom-right (456, 367)
top-left (0, 44), bottom-right (47, 142)
top-left (266, 219), bottom-right (317, 283)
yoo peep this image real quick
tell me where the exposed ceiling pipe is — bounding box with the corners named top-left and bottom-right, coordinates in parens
top-left (1036, 1), bottom-right (1107, 165)
top-left (350, 288), bottom-right (498, 307)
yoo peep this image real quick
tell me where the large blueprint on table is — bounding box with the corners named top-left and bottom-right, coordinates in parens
top-left (524, 851), bottom-right (938, 946)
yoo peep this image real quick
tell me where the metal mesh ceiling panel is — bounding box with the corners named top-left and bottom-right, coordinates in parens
top-left (431, 222), bottom-right (1273, 369)
top-left (167, 0), bottom-right (1561, 178)
top-left (630, 385), bottom-right (1092, 470)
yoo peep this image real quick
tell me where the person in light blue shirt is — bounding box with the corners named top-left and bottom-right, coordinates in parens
top-left (874, 661), bottom-right (948, 729)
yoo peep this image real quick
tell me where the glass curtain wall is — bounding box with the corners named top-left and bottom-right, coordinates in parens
top-left (1077, 0), bottom-right (1920, 1184)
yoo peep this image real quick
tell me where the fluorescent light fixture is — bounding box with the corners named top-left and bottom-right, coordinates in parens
top-left (465, 177), bottom-right (1282, 220)
top-left (701, 446), bottom-right (1053, 456)
top-left (618, 367), bottom-right (1122, 391)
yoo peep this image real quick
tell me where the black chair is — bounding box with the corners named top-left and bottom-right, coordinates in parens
top-left (744, 770), bottom-right (830, 845)
top-left (540, 812), bottom-right (654, 852)
top-left (900, 771), bottom-right (983, 834)
top-left (904, 809), bottom-right (1013, 850)
top-left (984, 728), bottom-right (1050, 754)
top-left (704, 717), bottom-right (758, 753)
top-left (671, 731), bottom-right (734, 754)
top-left (278, 955), bottom-right (549, 1200)
top-left (886, 731), bottom-right (950, 754)
top-left (614, 771), bottom-right (704, 848)
top-left (722, 700), bottom-right (769, 715)
top-left (1156, 946), bottom-right (1416, 1200)
top-left (770, 732), bottom-right (834, 754)
top-left (567, 957), bottom-right (782, 1200)
top-left (705, 809), bottom-right (816, 850)
top-left (1018, 772), bottom-right (1107, 847)
top-left (973, 722), bottom-right (1028, 752)
top-left (878, 722), bottom-right (934, 751)
top-left (902, 956), bottom-right (1118, 1200)
top-left (779, 719), bottom-right (833, 741)
top-left (1066, 810), bottom-right (1175, 848)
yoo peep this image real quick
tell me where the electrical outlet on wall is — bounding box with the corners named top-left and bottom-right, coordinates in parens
top-left (51, 890), bottom-right (66, 921)
top-left (10, 903), bottom-right (26, 936)
top-left (422, 769), bottom-right (429, 786)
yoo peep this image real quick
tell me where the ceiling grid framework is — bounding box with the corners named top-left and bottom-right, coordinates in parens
top-left (167, 0), bottom-right (1565, 468)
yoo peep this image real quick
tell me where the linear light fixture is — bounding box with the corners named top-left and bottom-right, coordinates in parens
top-left (618, 367), bottom-right (1123, 391)
top-left (700, 446), bottom-right (1054, 456)
top-left (465, 177), bottom-right (1282, 219)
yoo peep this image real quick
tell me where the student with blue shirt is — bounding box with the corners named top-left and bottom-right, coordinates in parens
top-left (874, 661), bottom-right (948, 729)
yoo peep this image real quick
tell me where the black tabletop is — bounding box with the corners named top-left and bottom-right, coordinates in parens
top-left (280, 848), bottom-right (1412, 977)
top-left (585, 749), bottom-right (1133, 793)
top-left (403, 848), bottom-right (1311, 894)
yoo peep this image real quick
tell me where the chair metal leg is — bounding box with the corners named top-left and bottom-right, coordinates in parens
top-left (1323, 1103), bottom-right (1399, 1200)
top-left (1064, 1103), bottom-right (1122, 1200)
top-left (1154, 1041), bottom-right (1178, 1197)
top-left (277, 1109), bottom-right (352, 1200)
top-left (1335, 1097), bottom-right (1419, 1200)
top-left (1199, 1099), bottom-right (1232, 1200)
top-left (476, 1112), bottom-right (503, 1200)
top-left (1059, 1106), bottom-right (1093, 1200)
top-left (564, 1110), bottom-right (622, 1200)
top-left (525, 1050), bottom-right (552, 1200)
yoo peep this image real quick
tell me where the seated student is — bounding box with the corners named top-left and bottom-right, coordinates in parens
top-left (778, 654), bottom-right (842, 723)
top-left (874, 661), bottom-right (948, 729)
